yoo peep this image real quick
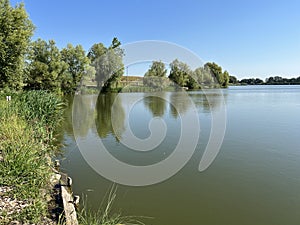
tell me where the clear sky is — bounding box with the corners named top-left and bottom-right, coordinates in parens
top-left (10, 0), bottom-right (300, 79)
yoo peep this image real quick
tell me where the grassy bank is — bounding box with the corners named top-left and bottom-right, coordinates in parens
top-left (0, 91), bottom-right (64, 224)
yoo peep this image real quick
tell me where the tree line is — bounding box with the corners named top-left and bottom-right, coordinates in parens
top-left (0, 0), bottom-right (124, 94)
top-left (229, 76), bottom-right (300, 85)
top-left (144, 60), bottom-right (230, 89)
top-left (0, 0), bottom-right (233, 94)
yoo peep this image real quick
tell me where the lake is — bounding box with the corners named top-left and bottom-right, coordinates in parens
top-left (60, 85), bottom-right (300, 225)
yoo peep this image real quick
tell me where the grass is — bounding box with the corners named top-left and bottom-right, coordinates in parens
top-left (78, 185), bottom-right (149, 225)
top-left (0, 91), bottom-right (64, 224)
top-left (0, 91), bottom-right (149, 224)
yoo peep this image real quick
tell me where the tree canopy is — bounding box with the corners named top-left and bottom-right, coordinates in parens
top-left (168, 59), bottom-right (191, 87)
top-left (89, 38), bottom-right (124, 92)
top-left (204, 62), bottom-right (229, 88)
top-left (26, 39), bottom-right (68, 92)
top-left (0, 0), bottom-right (34, 90)
top-left (143, 61), bottom-right (169, 89)
top-left (61, 44), bottom-right (90, 93)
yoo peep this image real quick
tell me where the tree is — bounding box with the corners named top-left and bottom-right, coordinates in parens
top-left (90, 38), bottom-right (124, 91)
top-left (80, 65), bottom-right (96, 87)
top-left (145, 61), bottom-right (167, 77)
top-left (168, 59), bottom-right (191, 87)
top-left (222, 70), bottom-right (230, 87)
top-left (240, 78), bottom-right (264, 85)
top-left (87, 42), bottom-right (106, 63)
top-left (26, 39), bottom-right (68, 92)
top-left (0, 0), bottom-right (34, 90)
top-left (143, 61), bottom-right (168, 89)
top-left (204, 62), bottom-right (229, 88)
top-left (193, 67), bottom-right (214, 87)
top-left (61, 44), bottom-right (90, 93)
top-left (229, 75), bottom-right (238, 84)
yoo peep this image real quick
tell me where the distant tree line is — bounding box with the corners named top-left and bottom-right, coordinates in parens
top-left (229, 76), bottom-right (300, 85)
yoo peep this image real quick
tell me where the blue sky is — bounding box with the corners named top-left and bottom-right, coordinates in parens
top-left (10, 0), bottom-right (300, 79)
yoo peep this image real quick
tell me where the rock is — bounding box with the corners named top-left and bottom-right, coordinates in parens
top-left (49, 173), bottom-right (61, 186)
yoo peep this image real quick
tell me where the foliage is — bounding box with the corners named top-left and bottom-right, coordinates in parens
top-left (61, 44), bottom-right (91, 93)
top-left (240, 78), bottom-right (264, 85)
top-left (265, 76), bottom-right (300, 85)
top-left (193, 66), bottom-right (213, 86)
top-left (0, 91), bottom-right (64, 223)
top-left (88, 38), bottom-right (124, 92)
top-left (144, 61), bottom-right (169, 89)
top-left (229, 75), bottom-right (238, 84)
top-left (87, 42), bottom-right (106, 63)
top-left (204, 62), bottom-right (230, 88)
top-left (26, 39), bottom-right (68, 93)
top-left (13, 91), bottom-right (65, 133)
top-left (236, 76), bottom-right (300, 85)
top-left (0, 114), bottom-right (50, 223)
top-left (168, 59), bottom-right (191, 87)
top-left (0, 0), bottom-right (34, 90)
top-left (144, 61), bottom-right (167, 77)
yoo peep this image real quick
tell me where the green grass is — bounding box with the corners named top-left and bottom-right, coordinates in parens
top-left (0, 91), bottom-right (148, 224)
top-left (78, 185), bottom-right (149, 225)
top-left (0, 91), bottom-right (64, 223)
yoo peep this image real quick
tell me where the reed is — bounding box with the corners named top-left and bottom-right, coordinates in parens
top-left (0, 91), bottom-right (65, 223)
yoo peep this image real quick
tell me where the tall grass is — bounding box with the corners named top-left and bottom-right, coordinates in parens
top-left (1, 91), bottom-right (65, 147)
top-left (78, 185), bottom-right (149, 225)
top-left (0, 91), bottom-right (65, 223)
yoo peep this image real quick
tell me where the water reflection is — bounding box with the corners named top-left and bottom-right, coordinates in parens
top-left (143, 92), bottom-right (167, 117)
top-left (67, 90), bottom-right (226, 142)
top-left (95, 93), bottom-right (125, 139)
top-left (189, 90), bottom-right (227, 113)
top-left (169, 91), bottom-right (192, 118)
top-left (72, 95), bottom-right (96, 137)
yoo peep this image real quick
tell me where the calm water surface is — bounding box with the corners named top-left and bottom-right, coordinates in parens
top-left (60, 85), bottom-right (300, 225)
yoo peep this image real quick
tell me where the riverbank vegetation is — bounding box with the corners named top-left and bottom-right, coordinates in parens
top-left (0, 91), bottom-right (64, 223)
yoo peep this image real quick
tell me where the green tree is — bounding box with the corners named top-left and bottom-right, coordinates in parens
top-left (222, 70), bottom-right (230, 87)
top-left (144, 61), bottom-right (168, 89)
top-left (26, 39), bottom-right (68, 92)
top-left (0, 0), bottom-right (34, 90)
top-left (229, 75), bottom-right (238, 84)
top-left (145, 61), bottom-right (167, 77)
top-left (194, 67), bottom-right (214, 85)
top-left (90, 38), bottom-right (124, 91)
top-left (87, 42), bottom-right (106, 63)
top-left (204, 62), bottom-right (229, 88)
top-left (80, 65), bottom-right (96, 86)
top-left (61, 44), bottom-right (90, 93)
top-left (168, 59), bottom-right (191, 87)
